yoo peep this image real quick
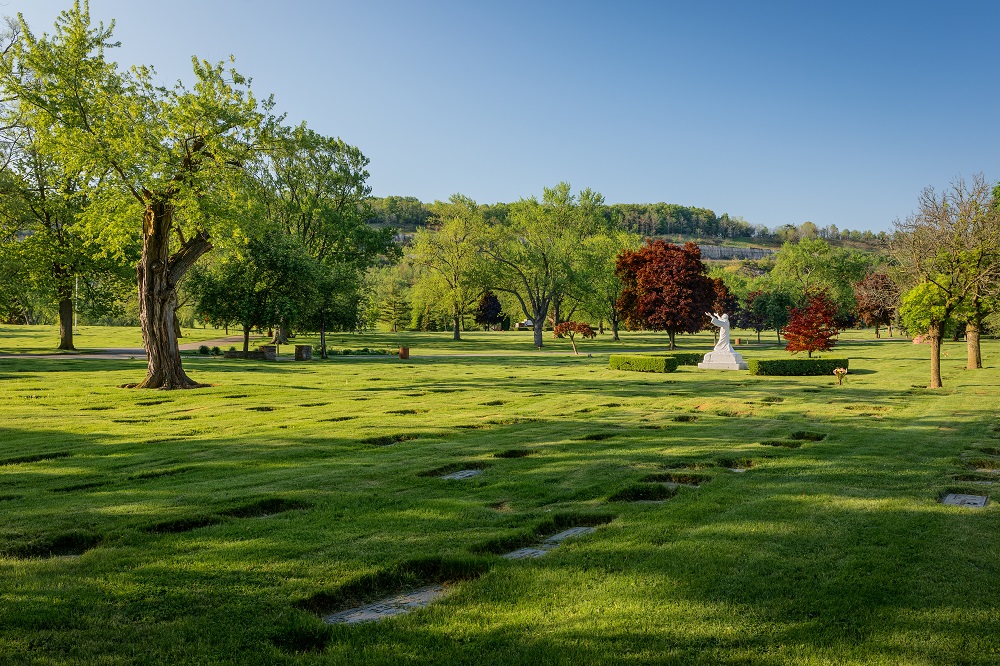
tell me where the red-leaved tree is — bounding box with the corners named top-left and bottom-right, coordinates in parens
top-left (553, 321), bottom-right (596, 355)
top-left (853, 272), bottom-right (899, 338)
top-left (783, 291), bottom-right (840, 357)
top-left (616, 241), bottom-right (714, 349)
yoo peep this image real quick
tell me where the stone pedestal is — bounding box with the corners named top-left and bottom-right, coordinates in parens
top-left (698, 349), bottom-right (748, 370)
top-left (294, 345), bottom-right (312, 361)
top-left (259, 345), bottom-right (277, 361)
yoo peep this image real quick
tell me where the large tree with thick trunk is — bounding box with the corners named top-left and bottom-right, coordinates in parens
top-left (616, 240), bottom-right (714, 350)
top-left (2, 3), bottom-right (268, 387)
top-left (480, 183), bottom-right (604, 348)
top-left (889, 175), bottom-right (1000, 388)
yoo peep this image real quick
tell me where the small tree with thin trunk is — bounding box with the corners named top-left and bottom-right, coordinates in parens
top-left (783, 291), bottom-right (839, 358)
top-left (853, 272), bottom-right (899, 338)
top-left (474, 290), bottom-right (504, 330)
top-left (553, 321), bottom-right (596, 355)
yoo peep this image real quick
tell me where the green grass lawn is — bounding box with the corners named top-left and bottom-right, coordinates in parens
top-left (1, 327), bottom-right (998, 664)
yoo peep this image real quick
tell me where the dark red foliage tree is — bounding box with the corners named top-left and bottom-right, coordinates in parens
top-left (783, 291), bottom-right (840, 357)
top-left (732, 290), bottom-right (768, 342)
top-left (615, 240), bottom-right (714, 349)
top-left (853, 272), bottom-right (899, 338)
top-left (474, 290), bottom-right (504, 330)
top-left (553, 321), bottom-right (596, 355)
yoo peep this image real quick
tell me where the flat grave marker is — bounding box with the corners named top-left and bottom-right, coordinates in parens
top-left (941, 493), bottom-right (988, 508)
top-left (502, 526), bottom-right (596, 559)
top-left (323, 585), bottom-right (448, 624)
top-left (440, 469), bottom-right (483, 481)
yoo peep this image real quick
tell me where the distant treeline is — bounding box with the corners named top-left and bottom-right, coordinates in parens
top-left (367, 196), bottom-right (887, 245)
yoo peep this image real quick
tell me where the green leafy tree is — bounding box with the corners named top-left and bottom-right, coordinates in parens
top-left (1, 3), bottom-right (271, 388)
top-left (577, 230), bottom-right (642, 340)
top-left (411, 195), bottom-right (484, 340)
top-left (889, 175), bottom-right (1000, 387)
top-left (188, 232), bottom-right (317, 354)
top-left (480, 183), bottom-right (604, 348)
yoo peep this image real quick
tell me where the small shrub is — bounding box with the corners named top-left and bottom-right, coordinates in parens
top-left (198, 345), bottom-right (211, 355)
top-left (747, 358), bottom-right (849, 376)
top-left (790, 431), bottom-right (826, 441)
top-left (211, 346), bottom-right (221, 356)
top-left (229, 346), bottom-right (237, 352)
top-left (609, 355), bottom-right (679, 373)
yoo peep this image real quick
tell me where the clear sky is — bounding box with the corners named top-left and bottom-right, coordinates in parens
top-left (11, 1), bottom-right (1000, 232)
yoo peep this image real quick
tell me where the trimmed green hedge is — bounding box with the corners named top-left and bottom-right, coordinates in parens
top-left (609, 355), bottom-right (679, 373)
top-left (746, 358), bottom-right (849, 376)
top-left (653, 352), bottom-right (703, 366)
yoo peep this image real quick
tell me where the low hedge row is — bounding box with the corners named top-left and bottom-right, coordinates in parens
top-left (653, 352), bottom-right (703, 366)
top-left (609, 355), bottom-right (679, 373)
top-left (746, 358), bottom-right (849, 376)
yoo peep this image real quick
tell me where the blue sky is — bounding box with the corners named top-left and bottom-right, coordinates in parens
top-left (12, 1), bottom-right (1000, 232)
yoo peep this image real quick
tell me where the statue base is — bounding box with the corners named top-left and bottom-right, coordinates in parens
top-left (697, 349), bottom-right (748, 371)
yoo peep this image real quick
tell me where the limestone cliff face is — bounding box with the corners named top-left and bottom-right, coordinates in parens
top-left (699, 245), bottom-right (775, 261)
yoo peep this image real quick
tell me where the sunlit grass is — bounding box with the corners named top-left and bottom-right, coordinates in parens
top-left (0, 327), bottom-right (998, 663)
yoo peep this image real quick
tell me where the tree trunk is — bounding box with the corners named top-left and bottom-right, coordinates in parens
top-left (611, 317), bottom-right (620, 342)
top-left (54, 265), bottom-right (75, 350)
top-left (320, 310), bottom-right (328, 360)
top-left (966, 321), bottom-right (982, 370)
top-left (132, 198), bottom-right (212, 389)
top-left (874, 325), bottom-right (880, 339)
top-left (272, 326), bottom-right (290, 345)
top-left (532, 301), bottom-right (549, 348)
top-left (243, 326), bottom-right (251, 354)
top-left (569, 334), bottom-right (578, 355)
top-left (57, 294), bottom-right (74, 351)
top-left (173, 308), bottom-right (183, 340)
top-left (928, 321), bottom-right (943, 389)
top-left (668, 329), bottom-right (676, 350)
top-left (756, 330), bottom-right (761, 343)
top-left (452, 315), bottom-right (461, 341)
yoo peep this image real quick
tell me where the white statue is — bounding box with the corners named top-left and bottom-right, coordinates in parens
top-left (698, 311), bottom-right (748, 370)
top-left (706, 312), bottom-right (733, 353)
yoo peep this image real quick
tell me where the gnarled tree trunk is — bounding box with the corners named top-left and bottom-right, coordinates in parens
top-left (132, 198), bottom-right (212, 389)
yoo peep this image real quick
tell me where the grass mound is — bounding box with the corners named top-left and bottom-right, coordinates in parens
top-left (144, 516), bottom-right (223, 534)
top-left (219, 498), bottom-right (312, 518)
top-left (790, 431), bottom-right (827, 441)
top-left (609, 484), bottom-right (677, 502)
top-left (494, 448), bottom-right (534, 459)
top-left (5, 529), bottom-right (101, 558)
top-left (580, 432), bottom-right (617, 441)
top-left (642, 472), bottom-right (711, 485)
top-left (417, 462), bottom-right (490, 477)
top-left (759, 439), bottom-right (803, 448)
top-left (361, 433), bottom-right (419, 446)
top-left (1, 451), bottom-right (71, 466)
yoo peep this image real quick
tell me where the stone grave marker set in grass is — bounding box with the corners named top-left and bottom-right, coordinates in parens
top-left (941, 493), bottom-right (988, 508)
top-left (503, 527), bottom-right (596, 560)
top-left (323, 585), bottom-right (449, 624)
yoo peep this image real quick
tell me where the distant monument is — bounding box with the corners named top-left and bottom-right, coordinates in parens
top-left (698, 312), bottom-right (748, 370)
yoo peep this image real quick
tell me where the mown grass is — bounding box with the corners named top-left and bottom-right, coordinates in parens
top-left (1, 326), bottom-right (999, 664)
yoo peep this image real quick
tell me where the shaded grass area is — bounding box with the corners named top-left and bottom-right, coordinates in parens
top-left (0, 329), bottom-right (999, 663)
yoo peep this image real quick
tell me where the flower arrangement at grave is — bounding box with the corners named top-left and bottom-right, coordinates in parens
top-left (833, 367), bottom-right (848, 385)
top-left (553, 321), bottom-right (597, 355)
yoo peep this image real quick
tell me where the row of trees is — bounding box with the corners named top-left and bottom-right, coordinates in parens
top-left (0, 3), bottom-right (394, 386)
top-left (889, 175), bottom-right (1000, 387)
top-left (368, 196), bottom-right (887, 246)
